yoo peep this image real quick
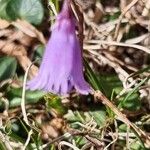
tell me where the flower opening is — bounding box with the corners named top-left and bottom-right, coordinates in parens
top-left (27, 0), bottom-right (91, 95)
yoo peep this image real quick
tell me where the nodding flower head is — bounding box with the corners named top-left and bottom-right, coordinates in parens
top-left (27, 0), bottom-right (91, 95)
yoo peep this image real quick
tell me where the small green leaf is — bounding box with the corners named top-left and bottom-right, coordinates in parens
top-left (0, 141), bottom-right (7, 150)
top-left (0, 56), bottom-right (17, 81)
top-left (6, 88), bottom-right (45, 107)
top-left (45, 94), bottom-right (67, 115)
top-left (0, 0), bottom-right (10, 19)
top-left (64, 110), bottom-right (83, 122)
top-left (119, 93), bottom-right (141, 111)
top-left (130, 141), bottom-right (145, 150)
top-left (35, 44), bottom-right (45, 59)
top-left (118, 77), bottom-right (148, 111)
top-left (89, 110), bottom-right (106, 126)
top-left (6, 0), bottom-right (44, 25)
top-left (105, 12), bottom-right (121, 21)
top-left (119, 124), bottom-right (128, 132)
top-left (34, 44), bottom-right (45, 65)
top-left (9, 97), bottom-right (22, 107)
top-left (98, 74), bottom-right (123, 98)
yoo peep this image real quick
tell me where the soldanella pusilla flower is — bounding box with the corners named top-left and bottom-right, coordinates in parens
top-left (27, 0), bottom-right (91, 95)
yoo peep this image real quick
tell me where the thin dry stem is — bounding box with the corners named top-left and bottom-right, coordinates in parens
top-left (114, 0), bottom-right (139, 39)
top-left (22, 130), bottom-right (33, 150)
top-left (72, 0), bottom-right (84, 49)
top-left (21, 63), bottom-right (34, 125)
top-left (58, 141), bottom-right (80, 150)
top-left (85, 40), bottom-right (150, 54)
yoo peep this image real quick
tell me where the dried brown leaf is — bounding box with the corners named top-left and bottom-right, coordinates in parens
top-left (12, 20), bottom-right (46, 44)
top-left (0, 19), bottom-right (10, 29)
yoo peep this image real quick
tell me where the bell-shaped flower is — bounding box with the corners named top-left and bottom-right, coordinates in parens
top-left (27, 0), bottom-right (91, 95)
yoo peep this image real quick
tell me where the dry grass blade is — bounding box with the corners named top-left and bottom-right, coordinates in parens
top-left (21, 62), bottom-right (33, 126)
top-left (58, 141), bottom-right (80, 150)
top-left (142, 0), bottom-right (150, 16)
top-left (72, 0), bottom-right (84, 49)
top-left (0, 131), bottom-right (13, 150)
top-left (22, 130), bottom-right (33, 150)
top-left (85, 40), bottom-right (150, 54)
top-left (125, 33), bottom-right (149, 44)
top-left (114, 0), bottom-right (139, 39)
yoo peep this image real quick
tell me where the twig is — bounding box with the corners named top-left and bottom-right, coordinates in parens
top-left (85, 135), bottom-right (104, 148)
top-left (40, 131), bottom-right (90, 149)
top-left (74, 121), bottom-right (100, 134)
top-left (40, 132), bottom-right (72, 149)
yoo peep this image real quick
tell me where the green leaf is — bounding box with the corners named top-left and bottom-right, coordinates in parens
top-left (34, 44), bottom-right (45, 65)
top-left (0, 142), bottom-right (7, 150)
top-left (6, 88), bottom-right (45, 107)
top-left (89, 109), bottom-right (106, 126)
top-left (35, 44), bottom-right (45, 59)
top-left (45, 94), bottom-right (67, 116)
top-left (0, 0), bottom-right (10, 19)
top-left (119, 93), bottom-right (141, 111)
top-left (98, 74), bottom-right (123, 98)
top-left (130, 141), bottom-right (145, 150)
top-left (118, 77), bottom-right (148, 111)
top-left (0, 56), bottom-right (17, 81)
top-left (118, 124), bottom-right (128, 132)
top-left (64, 110), bottom-right (84, 123)
top-left (106, 12), bottom-right (121, 21)
top-left (6, 0), bottom-right (44, 25)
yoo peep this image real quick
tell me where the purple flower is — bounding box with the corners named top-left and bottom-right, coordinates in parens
top-left (27, 0), bottom-right (91, 95)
